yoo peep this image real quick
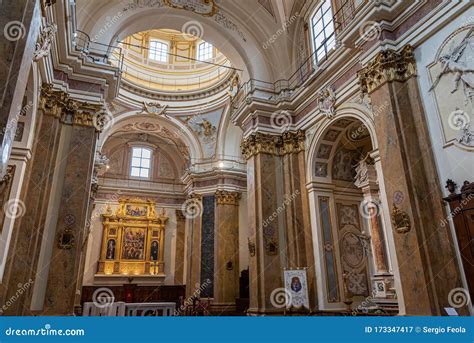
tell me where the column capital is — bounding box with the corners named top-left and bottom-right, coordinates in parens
top-left (240, 130), bottom-right (305, 160)
top-left (215, 190), bottom-right (241, 206)
top-left (358, 45), bottom-right (417, 94)
top-left (39, 84), bottom-right (105, 131)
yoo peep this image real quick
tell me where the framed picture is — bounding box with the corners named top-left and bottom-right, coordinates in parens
top-left (121, 227), bottom-right (146, 260)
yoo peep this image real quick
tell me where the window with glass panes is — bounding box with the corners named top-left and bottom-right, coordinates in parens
top-left (149, 40), bottom-right (168, 62)
top-left (130, 147), bottom-right (152, 178)
top-left (197, 42), bottom-right (213, 61)
top-left (310, 0), bottom-right (335, 64)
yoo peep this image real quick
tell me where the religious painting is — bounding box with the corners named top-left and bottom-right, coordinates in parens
top-left (150, 240), bottom-right (159, 261)
top-left (122, 227), bottom-right (146, 260)
top-left (284, 269), bottom-right (310, 310)
top-left (126, 204), bottom-right (147, 217)
top-left (98, 199), bottom-right (168, 276)
top-left (106, 239), bottom-right (116, 260)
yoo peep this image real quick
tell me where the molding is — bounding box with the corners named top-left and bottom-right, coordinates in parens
top-left (39, 84), bottom-right (105, 130)
top-left (240, 130), bottom-right (305, 160)
top-left (358, 45), bottom-right (417, 94)
top-left (215, 190), bottom-right (241, 206)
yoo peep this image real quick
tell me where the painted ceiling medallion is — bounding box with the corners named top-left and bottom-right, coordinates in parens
top-left (163, 0), bottom-right (217, 17)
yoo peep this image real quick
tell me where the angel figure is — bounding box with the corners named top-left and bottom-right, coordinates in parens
top-left (430, 27), bottom-right (474, 104)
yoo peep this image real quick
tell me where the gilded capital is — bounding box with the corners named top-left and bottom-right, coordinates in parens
top-left (358, 45), bottom-right (417, 94)
top-left (215, 190), bottom-right (241, 206)
top-left (39, 84), bottom-right (105, 130)
top-left (240, 130), bottom-right (305, 160)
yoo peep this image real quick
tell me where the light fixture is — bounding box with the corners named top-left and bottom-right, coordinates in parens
top-left (218, 161), bottom-right (224, 168)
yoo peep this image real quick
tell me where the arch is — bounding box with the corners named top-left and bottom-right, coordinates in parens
top-left (78, 3), bottom-right (275, 82)
top-left (98, 111), bottom-right (204, 162)
top-left (306, 103), bottom-right (378, 182)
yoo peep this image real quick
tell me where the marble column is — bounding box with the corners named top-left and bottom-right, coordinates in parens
top-left (184, 193), bottom-right (203, 298)
top-left (0, 84), bottom-right (103, 315)
top-left (280, 131), bottom-right (316, 309)
top-left (358, 45), bottom-right (466, 315)
top-left (213, 190), bottom-right (240, 313)
top-left (174, 210), bottom-right (186, 285)
top-left (241, 131), bottom-right (315, 314)
top-left (0, 0), bottom-right (41, 177)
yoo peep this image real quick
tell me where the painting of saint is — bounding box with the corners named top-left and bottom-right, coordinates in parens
top-left (291, 276), bottom-right (302, 293)
top-left (150, 240), bottom-right (159, 261)
top-left (121, 227), bottom-right (145, 260)
top-left (106, 239), bottom-right (116, 260)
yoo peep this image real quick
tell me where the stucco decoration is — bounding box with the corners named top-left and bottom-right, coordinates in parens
top-left (428, 26), bottom-right (474, 148)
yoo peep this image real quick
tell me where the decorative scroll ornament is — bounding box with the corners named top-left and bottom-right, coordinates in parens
top-left (353, 154), bottom-right (377, 189)
top-left (163, 0), bottom-right (217, 17)
top-left (358, 45), bottom-right (417, 94)
top-left (141, 101), bottom-right (168, 116)
top-left (241, 130), bottom-right (305, 160)
top-left (391, 205), bottom-right (411, 234)
top-left (316, 86), bottom-right (336, 118)
top-left (215, 190), bottom-right (241, 205)
top-left (33, 23), bottom-right (57, 61)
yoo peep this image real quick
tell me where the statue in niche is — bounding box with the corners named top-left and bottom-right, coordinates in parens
top-left (150, 240), bottom-right (159, 261)
top-left (106, 239), bottom-right (116, 260)
top-left (141, 101), bottom-right (168, 116)
top-left (430, 27), bottom-right (473, 104)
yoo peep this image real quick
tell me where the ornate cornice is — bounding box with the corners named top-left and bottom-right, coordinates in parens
top-left (241, 130), bottom-right (305, 160)
top-left (215, 190), bottom-right (241, 206)
top-left (358, 45), bottom-right (417, 94)
top-left (39, 84), bottom-right (105, 131)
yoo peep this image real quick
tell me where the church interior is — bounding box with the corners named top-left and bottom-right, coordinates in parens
top-left (0, 0), bottom-right (473, 317)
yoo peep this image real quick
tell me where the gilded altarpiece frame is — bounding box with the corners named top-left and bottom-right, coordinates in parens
top-left (97, 199), bottom-right (168, 276)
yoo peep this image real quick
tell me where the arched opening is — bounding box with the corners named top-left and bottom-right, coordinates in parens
top-left (307, 115), bottom-right (400, 314)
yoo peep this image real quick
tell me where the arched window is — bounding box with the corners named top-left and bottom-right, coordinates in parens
top-left (310, 0), bottom-right (335, 64)
top-left (130, 147), bottom-right (152, 178)
top-left (197, 42), bottom-right (213, 61)
top-left (149, 39), bottom-right (168, 62)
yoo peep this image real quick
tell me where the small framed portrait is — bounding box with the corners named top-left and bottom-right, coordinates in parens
top-left (291, 276), bottom-right (302, 293)
top-left (106, 239), bottom-right (116, 260)
top-left (108, 227), bottom-right (117, 236)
